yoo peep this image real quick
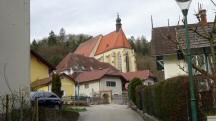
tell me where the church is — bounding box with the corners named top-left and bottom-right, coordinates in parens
top-left (74, 15), bottom-right (137, 72)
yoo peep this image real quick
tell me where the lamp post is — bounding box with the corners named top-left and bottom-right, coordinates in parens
top-left (175, 0), bottom-right (199, 121)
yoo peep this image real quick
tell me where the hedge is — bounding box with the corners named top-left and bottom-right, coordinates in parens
top-left (128, 78), bottom-right (143, 109)
top-left (129, 76), bottom-right (212, 121)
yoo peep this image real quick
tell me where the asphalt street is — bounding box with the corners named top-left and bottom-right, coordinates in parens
top-left (78, 104), bottom-right (144, 121)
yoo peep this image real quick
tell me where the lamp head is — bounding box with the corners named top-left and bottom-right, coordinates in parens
top-left (175, 0), bottom-right (192, 16)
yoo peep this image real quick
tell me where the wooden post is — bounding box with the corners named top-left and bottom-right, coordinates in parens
top-left (5, 95), bottom-right (9, 121)
top-left (20, 95), bottom-right (23, 121)
top-left (36, 99), bottom-right (39, 121)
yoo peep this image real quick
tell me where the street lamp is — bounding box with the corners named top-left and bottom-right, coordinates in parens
top-left (174, 0), bottom-right (199, 121)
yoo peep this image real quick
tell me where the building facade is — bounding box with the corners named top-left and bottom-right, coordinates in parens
top-left (74, 68), bottom-right (126, 97)
top-left (0, 0), bottom-right (30, 96)
top-left (151, 9), bottom-right (214, 80)
top-left (31, 73), bottom-right (76, 97)
top-left (31, 50), bottom-right (54, 83)
top-left (74, 15), bottom-right (137, 72)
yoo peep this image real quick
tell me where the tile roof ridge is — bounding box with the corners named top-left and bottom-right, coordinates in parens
top-left (104, 30), bottom-right (116, 36)
top-left (153, 22), bottom-right (214, 30)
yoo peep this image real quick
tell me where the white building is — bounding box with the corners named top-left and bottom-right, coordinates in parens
top-left (151, 9), bottom-right (213, 81)
top-left (0, 0), bottom-right (30, 96)
top-left (73, 68), bottom-right (126, 97)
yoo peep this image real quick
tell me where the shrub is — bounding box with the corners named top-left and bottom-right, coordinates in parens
top-left (128, 78), bottom-right (143, 106)
top-left (52, 74), bottom-right (63, 98)
top-left (135, 85), bottom-right (144, 110)
top-left (134, 76), bottom-right (190, 121)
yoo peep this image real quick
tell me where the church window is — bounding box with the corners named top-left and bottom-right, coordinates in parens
top-left (118, 53), bottom-right (122, 71)
top-left (126, 53), bottom-right (130, 72)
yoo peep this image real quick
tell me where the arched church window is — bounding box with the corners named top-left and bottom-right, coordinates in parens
top-left (118, 52), bottom-right (122, 71)
top-left (126, 52), bottom-right (130, 72)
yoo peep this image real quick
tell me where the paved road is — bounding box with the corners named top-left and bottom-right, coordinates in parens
top-left (78, 104), bottom-right (144, 121)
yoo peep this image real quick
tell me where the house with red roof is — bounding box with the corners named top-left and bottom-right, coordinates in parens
top-left (151, 9), bottom-right (213, 80)
top-left (74, 68), bottom-right (126, 96)
top-left (72, 68), bottom-right (127, 103)
top-left (56, 52), bottom-right (117, 75)
top-left (74, 14), bottom-right (137, 72)
top-left (122, 70), bottom-right (157, 90)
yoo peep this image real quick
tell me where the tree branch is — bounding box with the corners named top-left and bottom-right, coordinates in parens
top-left (210, 0), bottom-right (216, 7)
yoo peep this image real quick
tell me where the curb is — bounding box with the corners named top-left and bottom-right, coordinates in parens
top-left (130, 105), bottom-right (160, 121)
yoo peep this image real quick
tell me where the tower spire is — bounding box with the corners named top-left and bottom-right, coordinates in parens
top-left (116, 13), bottom-right (122, 32)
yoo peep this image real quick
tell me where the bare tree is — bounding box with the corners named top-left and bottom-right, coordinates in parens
top-left (157, 2), bottom-right (216, 109)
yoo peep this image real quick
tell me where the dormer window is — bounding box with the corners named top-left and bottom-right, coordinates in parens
top-left (177, 50), bottom-right (184, 60)
top-left (156, 56), bottom-right (164, 71)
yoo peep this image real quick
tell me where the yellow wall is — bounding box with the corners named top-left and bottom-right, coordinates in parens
top-left (37, 86), bottom-right (49, 92)
top-left (36, 77), bottom-right (75, 97)
top-left (61, 77), bottom-right (75, 96)
top-left (31, 55), bottom-right (49, 82)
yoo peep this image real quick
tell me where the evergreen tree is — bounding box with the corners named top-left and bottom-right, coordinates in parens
top-left (51, 74), bottom-right (63, 98)
top-left (135, 38), bottom-right (142, 53)
top-left (140, 36), bottom-right (150, 56)
top-left (48, 31), bottom-right (57, 46)
top-left (128, 36), bottom-right (136, 50)
top-left (31, 39), bottom-right (38, 50)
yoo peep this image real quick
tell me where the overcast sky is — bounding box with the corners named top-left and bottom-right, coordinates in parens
top-left (31, 0), bottom-right (216, 41)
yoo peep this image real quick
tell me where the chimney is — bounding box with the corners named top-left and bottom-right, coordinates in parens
top-left (116, 14), bottom-right (122, 32)
top-left (199, 9), bottom-right (207, 26)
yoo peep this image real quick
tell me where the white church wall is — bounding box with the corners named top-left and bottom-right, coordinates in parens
top-left (94, 48), bottom-right (136, 72)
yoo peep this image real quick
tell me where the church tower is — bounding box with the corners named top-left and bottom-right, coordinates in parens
top-left (74, 15), bottom-right (137, 72)
top-left (116, 14), bottom-right (122, 32)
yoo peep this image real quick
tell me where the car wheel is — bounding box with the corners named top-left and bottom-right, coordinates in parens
top-left (54, 105), bottom-right (60, 110)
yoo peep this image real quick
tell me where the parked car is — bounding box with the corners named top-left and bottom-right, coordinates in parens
top-left (30, 91), bottom-right (63, 109)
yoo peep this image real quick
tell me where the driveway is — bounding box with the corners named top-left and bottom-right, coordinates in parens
top-left (78, 104), bottom-right (144, 121)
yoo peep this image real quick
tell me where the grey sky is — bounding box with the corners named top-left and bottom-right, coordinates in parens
top-left (31, 0), bottom-right (216, 41)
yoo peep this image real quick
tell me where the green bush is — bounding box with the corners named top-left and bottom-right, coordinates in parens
top-left (135, 85), bottom-right (144, 110)
top-left (52, 74), bottom-right (63, 98)
top-left (134, 76), bottom-right (190, 121)
top-left (128, 78), bottom-right (143, 106)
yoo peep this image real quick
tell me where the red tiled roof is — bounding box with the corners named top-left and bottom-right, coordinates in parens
top-left (121, 70), bottom-right (154, 81)
top-left (95, 29), bottom-right (132, 55)
top-left (30, 73), bottom-right (76, 89)
top-left (56, 53), bottom-right (117, 72)
top-left (74, 35), bottom-right (102, 56)
top-left (74, 68), bottom-right (123, 83)
top-left (30, 77), bottom-right (52, 89)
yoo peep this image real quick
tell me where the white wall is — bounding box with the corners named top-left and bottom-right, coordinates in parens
top-left (100, 77), bottom-right (122, 95)
top-left (0, 0), bottom-right (30, 95)
top-left (95, 48), bottom-right (137, 72)
top-left (164, 54), bottom-right (187, 79)
top-left (143, 78), bottom-right (155, 86)
top-left (78, 77), bottom-right (123, 97)
top-left (207, 116), bottom-right (216, 121)
top-left (78, 81), bottom-right (100, 97)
